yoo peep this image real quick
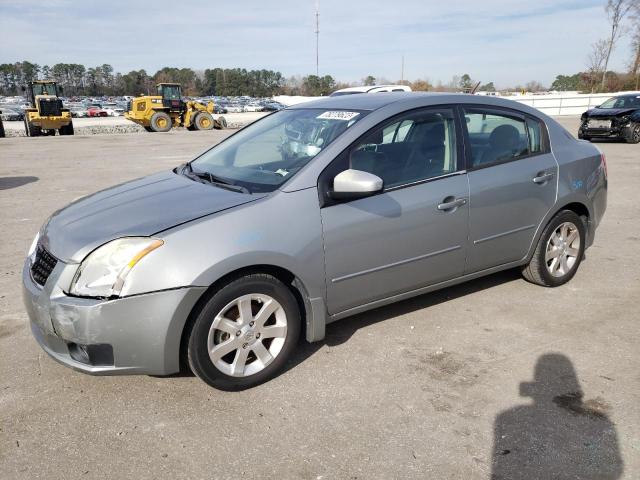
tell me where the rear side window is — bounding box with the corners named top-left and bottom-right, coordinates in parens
top-left (464, 110), bottom-right (529, 168)
top-left (526, 118), bottom-right (543, 154)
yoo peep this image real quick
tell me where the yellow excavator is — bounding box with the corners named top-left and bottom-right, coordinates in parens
top-left (125, 83), bottom-right (227, 132)
top-left (23, 80), bottom-right (74, 136)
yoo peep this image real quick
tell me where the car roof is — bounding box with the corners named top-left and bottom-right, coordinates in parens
top-left (290, 92), bottom-right (427, 111)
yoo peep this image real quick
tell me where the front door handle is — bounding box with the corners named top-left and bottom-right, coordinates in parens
top-left (437, 197), bottom-right (467, 211)
top-left (533, 172), bottom-right (555, 184)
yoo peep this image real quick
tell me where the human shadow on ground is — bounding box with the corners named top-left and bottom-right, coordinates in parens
top-left (490, 353), bottom-right (623, 480)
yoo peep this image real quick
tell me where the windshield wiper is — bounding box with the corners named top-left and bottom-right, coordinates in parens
top-left (180, 163), bottom-right (250, 194)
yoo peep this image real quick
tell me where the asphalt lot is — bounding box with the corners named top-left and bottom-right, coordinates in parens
top-left (1, 117), bottom-right (639, 479)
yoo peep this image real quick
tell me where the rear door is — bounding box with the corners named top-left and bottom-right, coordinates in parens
top-left (462, 106), bottom-right (558, 273)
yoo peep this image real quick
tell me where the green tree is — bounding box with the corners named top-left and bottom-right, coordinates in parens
top-left (363, 75), bottom-right (376, 86)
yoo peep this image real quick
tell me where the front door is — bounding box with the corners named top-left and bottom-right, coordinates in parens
top-left (320, 107), bottom-right (470, 315)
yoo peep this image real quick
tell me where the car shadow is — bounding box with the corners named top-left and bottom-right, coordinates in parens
top-left (282, 268), bottom-right (522, 374)
top-left (0, 176), bottom-right (39, 190)
top-left (165, 268), bottom-right (522, 381)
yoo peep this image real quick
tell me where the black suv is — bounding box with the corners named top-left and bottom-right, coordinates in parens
top-left (579, 94), bottom-right (640, 143)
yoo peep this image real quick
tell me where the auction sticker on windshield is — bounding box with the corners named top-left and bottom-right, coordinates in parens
top-left (316, 111), bottom-right (360, 121)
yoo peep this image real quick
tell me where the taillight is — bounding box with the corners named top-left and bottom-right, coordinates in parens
top-left (600, 152), bottom-right (607, 180)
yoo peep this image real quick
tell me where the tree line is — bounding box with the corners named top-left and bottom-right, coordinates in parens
top-left (0, 61), bottom-right (341, 97)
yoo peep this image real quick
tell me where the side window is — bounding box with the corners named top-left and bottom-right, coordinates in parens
top-left (464, 110), bottom-right (529, 168)
top-left (350, 109), bottom-right (458, 189)
top-left (526, 118), bottom-right (543, 154)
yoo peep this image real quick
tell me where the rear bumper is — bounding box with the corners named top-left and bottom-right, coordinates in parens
top-left (22, 257), bottom-right (205, 376)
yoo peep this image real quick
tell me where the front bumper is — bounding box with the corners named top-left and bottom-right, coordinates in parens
top-left (579, 120), bottom-right (629, 139)
top-left (22, 256), bottom-right (205, 376)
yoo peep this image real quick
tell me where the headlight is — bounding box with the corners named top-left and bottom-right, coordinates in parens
top-left (27, 232), bottom-right (40, 260)
top-left (70, 237), bottom-right (163, 298)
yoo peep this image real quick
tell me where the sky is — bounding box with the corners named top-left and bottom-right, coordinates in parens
top-left (0, 0), bottom-right (635, 88)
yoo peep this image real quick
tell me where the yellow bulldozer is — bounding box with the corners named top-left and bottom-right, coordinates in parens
top-left (23, 80), bottom-right (74, 136)
top-left (125, 83), bottom-right (227, 132)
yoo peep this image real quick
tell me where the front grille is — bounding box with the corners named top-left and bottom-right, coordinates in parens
top-left (31, 246), bottom-right (58, 286)
top-left (38, 98), bottom-right (63, 116)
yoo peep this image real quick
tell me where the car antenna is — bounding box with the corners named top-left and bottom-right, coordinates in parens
top-left (470, 81), bottom-right (481, 95)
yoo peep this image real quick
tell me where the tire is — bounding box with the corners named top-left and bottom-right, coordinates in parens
top-left (150, 111), bottom-right (172, 132)
top-left (0, 120), bottom-right (5, 138)
top-left (624, 122), bottom-right (640, 144)
top-left (59, 122), bottom-right (74, 136)
top-left (144, 126), bottom-right (154, 132)
top-left (215, 115), bottom-right (227, 130)
top-left (521, 210), bottom-right (586, 287)
top-left (29, 122), bottom-right (42, 137)
top-left (193, 111), bottom-right (214, 131)
top-left (187, 274), bottom-right (301, 390)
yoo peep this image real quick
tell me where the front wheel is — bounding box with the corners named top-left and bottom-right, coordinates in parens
top-left (193, 111), bottom-right (214, 131)
top-left (522, 210), bottom-right (586, 287)
top-left (624, 122), bottom-right (640, 144)
top-left (187, 274), bottom-right (301, 390)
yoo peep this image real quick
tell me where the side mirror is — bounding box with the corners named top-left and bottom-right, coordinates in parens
top-left (330, 169), bottom-right (383, 200)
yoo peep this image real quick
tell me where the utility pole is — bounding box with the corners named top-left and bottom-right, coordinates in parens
top-left (315, 0), bottom-right (320, 77)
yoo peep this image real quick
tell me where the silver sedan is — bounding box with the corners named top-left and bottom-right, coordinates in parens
top-left (23, 93), bottom-right (607, 390)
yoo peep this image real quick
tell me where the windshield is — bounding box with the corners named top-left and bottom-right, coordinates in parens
top-left (159, 85), bottom-right (181, 100)
top-left (190, 108), bottom-right (367, 193)
top-left (32, 83), bottom-right (56, 96)
top-left (599, 95), bottom-right (640, 109)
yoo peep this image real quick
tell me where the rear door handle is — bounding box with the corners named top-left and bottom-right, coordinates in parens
top-left (437, 197), bottom-right (467, 211)
top-left (533, 172), bottom-right (555, 184)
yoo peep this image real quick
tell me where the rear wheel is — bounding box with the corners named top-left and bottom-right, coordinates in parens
top-left (193, 112), bottom-right (214, 131)
top-left (150, 111), bottom-right (172, 132)
top-left (59, 122), bottom-right (74, 136)
top-left (522, 210), bottom-right (586, 287)
top-left (187, 274), bottom-right (301, 390)
top-left (624, 122), bottom-right (640, 144)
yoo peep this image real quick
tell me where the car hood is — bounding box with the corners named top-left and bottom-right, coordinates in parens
top-left (41, 170), bottom-right (264, 263)
top-left (585, 107), bottom-right (637, 118)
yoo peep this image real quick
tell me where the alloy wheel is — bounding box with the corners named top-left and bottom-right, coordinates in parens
top-left (207, 294), bottom-right (287, 377)
top-left (545, 221), bottom-right (581, 278)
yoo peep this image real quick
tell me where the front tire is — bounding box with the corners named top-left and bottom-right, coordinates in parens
top-left (193, 112), bottom-right (214, 131)
top-left (522, 210), bottom-right (586, 287)
top-left (187, 274), bottom-right (301, 390)
top-left (624, 122), bottom-right (640, 144)
top-left (150, 111), bottom-right (172, 132)
top-left (59, 122), bottom-right (74, 135)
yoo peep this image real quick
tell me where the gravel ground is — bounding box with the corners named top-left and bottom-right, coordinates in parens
top-left (1, 112), bottom-right (269, 136)
top-left (0, 117), bottom-right (638, 479)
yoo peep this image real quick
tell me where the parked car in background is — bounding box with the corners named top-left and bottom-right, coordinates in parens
top-left (262, 101), bottom-right (285, 112)
top-left (330, 84), bottom-right (412, 97)
top-left (243, 103), bottom-right (264, 112)
top-left (225, 104), bottom-right (244, 113)
top-left (23, 93), bottom-right (607, 390)
top-left (87, 106), bottom-right (108, 117)
top-left (70, 108), bottom-right (89, 118)
top-left (578, 94), bottom-right (640, 143)
top-left (0, 108), bottom-right (24, 121)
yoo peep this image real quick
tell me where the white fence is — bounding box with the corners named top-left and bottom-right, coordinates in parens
top-left (276, 91), bottom-right (640, 116)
